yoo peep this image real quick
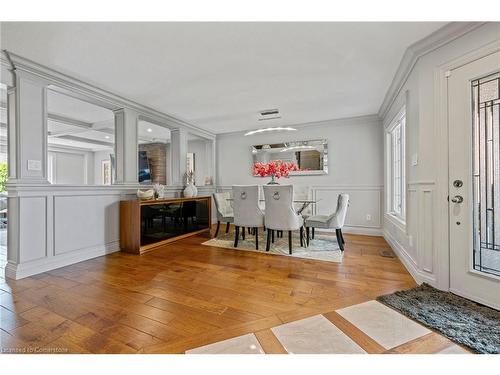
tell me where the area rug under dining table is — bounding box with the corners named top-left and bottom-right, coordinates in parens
top-left (202, 231), bottom-right (343, 263)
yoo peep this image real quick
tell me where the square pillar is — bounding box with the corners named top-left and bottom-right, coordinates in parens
top-left (8, 71), bottom-right (49, 184)
top-left (170, 128), bottom-right (187, 186)
top-left (114, 108), bottom-right (139, 184)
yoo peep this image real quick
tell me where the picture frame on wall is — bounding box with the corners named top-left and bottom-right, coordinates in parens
top-left (101, 160), bottom-right (111, 185)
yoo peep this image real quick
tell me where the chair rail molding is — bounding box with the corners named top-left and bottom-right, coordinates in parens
top-left (378, 22), bottom-right (484, 119)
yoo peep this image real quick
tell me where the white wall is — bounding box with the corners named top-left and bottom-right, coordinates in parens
top-left (188, 139), bottom-right (210, 186)
top-left (216, 115), bottom-right (384, 234)
top-left (93, 149), bottom-right (113, 185)
top-left (382, 23), bottom-right (500, 289)
top-left (48, 147), bottom-right (94, 185)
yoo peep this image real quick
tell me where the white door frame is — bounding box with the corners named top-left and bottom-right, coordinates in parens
top-left (435, 40), bottom-right (500, 292)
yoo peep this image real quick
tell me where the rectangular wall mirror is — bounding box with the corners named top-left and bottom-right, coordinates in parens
top-left (252, 139), bottom-right (328, 176)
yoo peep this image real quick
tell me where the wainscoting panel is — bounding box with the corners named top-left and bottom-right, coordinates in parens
top-left (384, 182), bottom-right (437, 286)
top-left (53, 194), bottom-right (121, 255)
top-left (420, 188), bottom-right (434, 274)
top-left (313, 187), bottom-right (381, 229)
top-left (6, 184), bottom-right (215, 279)
top-left (217, 185), bottom-right (382, 234)
top-left (19, 196), bottom-right (47, 263)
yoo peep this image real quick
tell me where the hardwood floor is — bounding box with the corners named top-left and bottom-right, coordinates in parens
top-left (0, 227), bottom-right (456, 354)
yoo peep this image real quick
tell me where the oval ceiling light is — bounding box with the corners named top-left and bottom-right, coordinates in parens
top-left (244, 127), bottom-right (297, 136)
top-left (147, 128), bottom-right (153, 133)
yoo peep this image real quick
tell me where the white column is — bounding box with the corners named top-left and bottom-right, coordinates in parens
top-left (205, 139), bottom-right (215, 185)
top-left (6, 70), bottom-right (49, 279)
top-left (114, 108), bottom-right (138, 184)
top-left (170, 128), bottom-right (187, 186)
top-left (8, 71), bottom-right (49, 183)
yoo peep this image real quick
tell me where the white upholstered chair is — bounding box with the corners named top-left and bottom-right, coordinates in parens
top-left (263, 185), bottom-right (304, 254)
top-left (213, 192), bottom-right (234, 238)
top-left (232, 185), bottom-right (265, 249)
top-left (305, 193), bottom-right (349, 251)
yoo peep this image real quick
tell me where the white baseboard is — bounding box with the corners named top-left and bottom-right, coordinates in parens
top-left (5, 241), bottom-right (120, 280)
top-left (316, 226), bottom-right (382, 236)
top-left (383, 230), bottom-right (436, 286)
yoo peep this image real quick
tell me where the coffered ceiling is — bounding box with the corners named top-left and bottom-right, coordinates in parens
top-left (0, 22), bottom-right (447, 133)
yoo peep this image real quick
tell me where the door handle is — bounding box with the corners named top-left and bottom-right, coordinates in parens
top-left (451, 195), bottom-right (464, 203)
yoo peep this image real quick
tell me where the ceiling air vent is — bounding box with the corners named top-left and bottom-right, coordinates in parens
top-left (258, 108), bottom-right (281, 121)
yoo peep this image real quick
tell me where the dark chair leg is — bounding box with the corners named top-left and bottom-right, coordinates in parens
top-left (266, 229), bottom-right (271, 251)
top-left (288, 231), bottom-right (292, 255)
top-left (306, 227), bottom-right (310, 246)
top-left (300, 226), bottom-right (304, 247)
top-left (340, 229), bottom-right (345, 244)
top-left (215, 221), bottom-right (220, 238)
top-left (255, 228), bottom-right (259, 250)
top-left (271, 230), bottom-right (275, 243)
top-left (336, 229), bottom-right (344, 251)
top-left (312, 228), bottom-right (315, 239)
top-left (226, 222), bottom-right (230, 233)
top-left (242, 227), bottom-right (245, 240)
top-left (234, 226), bottom-right (240, 247)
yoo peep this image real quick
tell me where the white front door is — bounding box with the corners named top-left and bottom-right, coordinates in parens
top-left (449, 51), bottom-right (500, 310)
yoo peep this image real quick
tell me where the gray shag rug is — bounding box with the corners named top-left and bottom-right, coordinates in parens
top-left (377, 283), bottom-right (500, 354)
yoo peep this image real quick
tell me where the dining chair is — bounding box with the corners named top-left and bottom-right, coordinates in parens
top-left (232, 185), bottom-right (265, 249)
top-left (305, 193), bottom-right (349, 251)
top-left (263, 185), bottom-right (304, 254)
top-left (212, 192), bottom-right (234, 237)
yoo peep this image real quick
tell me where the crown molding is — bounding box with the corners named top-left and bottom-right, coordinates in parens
top-left (1, 50), bottom-right (215, 140)
top-left (378, 22), bottom-right (485, 119)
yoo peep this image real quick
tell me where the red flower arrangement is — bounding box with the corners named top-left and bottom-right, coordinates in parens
top-left (253, 160), bottom-right (299, 184)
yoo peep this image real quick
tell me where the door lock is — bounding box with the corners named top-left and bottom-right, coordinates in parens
top-left (453, 180), bottom-right (463, 188)
top-left (451, 195), bottom-right (464, 203)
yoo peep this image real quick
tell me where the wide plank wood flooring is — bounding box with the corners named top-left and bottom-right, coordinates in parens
top-left (0, 227), bottom-right (430, 354)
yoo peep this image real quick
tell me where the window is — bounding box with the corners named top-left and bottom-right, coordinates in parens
top-left (387, 107), bottom-right (406, 221)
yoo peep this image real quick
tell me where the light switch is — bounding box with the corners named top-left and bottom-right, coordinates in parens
top-left (27, 159), bottom-right (42, 171)
top-left (411, 154), bottom-right (418, 166)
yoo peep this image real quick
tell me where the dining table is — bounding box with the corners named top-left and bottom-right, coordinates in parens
top-left (226, 198), bottom-right (321, 214)
top-left (226, 198), bottom-right (321, 247)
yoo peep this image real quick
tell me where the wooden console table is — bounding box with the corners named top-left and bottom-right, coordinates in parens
top-left (120, 196), bottom-right (211, 254)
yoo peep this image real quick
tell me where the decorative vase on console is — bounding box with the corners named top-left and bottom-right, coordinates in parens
top-left (268, 173), bottom-right (279, 185)
top-left (153, 183), bottom-right (166, 199)
top-left (253, 160), bottom-right (299, 185)
top-left (183, 171), bottom-right (198, 198)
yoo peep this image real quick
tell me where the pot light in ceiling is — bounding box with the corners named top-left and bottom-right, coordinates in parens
top-left (105, 135), bottom-right (110, 139)
top-left (147, 128), bottom-right (153, 132)
top-left (244, 127), bottom-right (297, 136)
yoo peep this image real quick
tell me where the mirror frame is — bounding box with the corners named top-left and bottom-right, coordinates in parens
top-left (251, 138), bottom-right (328, 176)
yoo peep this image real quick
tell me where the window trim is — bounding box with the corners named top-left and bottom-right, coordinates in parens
top-left (386, 106), bottom-right (406, 223)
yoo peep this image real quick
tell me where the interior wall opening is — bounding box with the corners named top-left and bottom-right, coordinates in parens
top-left (47, 88), bottom-right (115, 185)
